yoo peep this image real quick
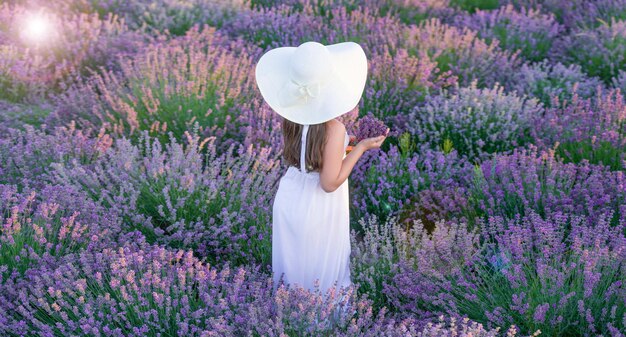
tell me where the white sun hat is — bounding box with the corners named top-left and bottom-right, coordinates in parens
top-left (255, 41), bottom-right (368, 125)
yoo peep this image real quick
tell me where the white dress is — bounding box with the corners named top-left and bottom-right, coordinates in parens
top-left (272, 124), bottom-right (352, 296)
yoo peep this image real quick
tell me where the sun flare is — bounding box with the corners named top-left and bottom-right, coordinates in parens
top-left (21, 12), bottom-right (54, 45)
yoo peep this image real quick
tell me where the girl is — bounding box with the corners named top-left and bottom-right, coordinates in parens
top-left (255, 41), bottom-right (388, 299)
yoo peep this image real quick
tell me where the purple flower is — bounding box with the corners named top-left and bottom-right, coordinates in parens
top-left (533, 303), bottom-right (550, 323)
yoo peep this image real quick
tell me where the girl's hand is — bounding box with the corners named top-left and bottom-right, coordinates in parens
top-left (356, 128), bottom-right (389, 151)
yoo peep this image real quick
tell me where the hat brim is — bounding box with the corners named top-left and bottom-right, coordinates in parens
top-left (255, 42), bottom-right (368, 125)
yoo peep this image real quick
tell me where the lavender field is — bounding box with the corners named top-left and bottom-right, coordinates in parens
top-left (1, 0), bottom-right (626, 336)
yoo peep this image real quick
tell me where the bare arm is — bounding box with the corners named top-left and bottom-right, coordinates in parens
top-left (319, 120), bottom-right (387, 193)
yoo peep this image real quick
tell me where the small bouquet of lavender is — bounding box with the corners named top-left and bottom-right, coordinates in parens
top-left (346, 114), bottom-right (389, 153)
top-left (353, 114), bottom-right (389, 142)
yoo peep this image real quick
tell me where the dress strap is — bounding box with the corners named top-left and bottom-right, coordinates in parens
top-left (300, 124), bottom-right (309, 173)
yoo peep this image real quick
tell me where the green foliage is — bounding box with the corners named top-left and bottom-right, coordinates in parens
top-left (398, 131), bottom-right (416, 157)
top-left (441, 138), bottom-right (454, 155)
top-left (554, 139), bottom-right (626, 171)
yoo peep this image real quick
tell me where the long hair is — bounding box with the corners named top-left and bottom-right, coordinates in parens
top-left (282, 117), bottom-right (327, 172)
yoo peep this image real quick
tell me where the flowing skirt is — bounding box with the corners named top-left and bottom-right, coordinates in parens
top-left (272, 166), bottom-right (352, 296)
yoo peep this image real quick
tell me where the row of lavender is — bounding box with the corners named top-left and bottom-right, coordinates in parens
top-left (0, 125), bottom-right (533, 336)
top-left (3, 0), bottom-right (626, 102)
top-left (1, 0), bottom-right (626, 335)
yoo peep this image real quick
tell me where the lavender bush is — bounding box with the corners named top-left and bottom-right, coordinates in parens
top-left (349, 144), bottom-right (473, 232)
top-left (364, 0), bottom-right (458, 25)
top-left (50, 25), bottom-right (260, 149)
top-left (0, 241), bottom-right (387, 336)
top-left (369, 215), bottom-right (482, 321)
top-left (0, 124), bottom-right (112, 190)
top-left (532, 87), bottom-right (626, 170)
top-left (612, 70), bottom-right (626, 93)
top-left (1, 235), bottom-right (523, 336)
top-left (102, 0), bottom-right (243, 36)
top-left (386, 210), bottom-right (625, 335)
top-left (350, 214), bottom-right (545, 336)
top-left (237, 98), bottom-right (285, 154)
top-left (52, 129), bottom-right (282, 268)
top-left (251, 0), bottom-right (458, 26)
top-left (223, 4), bottom-right (404, 56)
top-left (361, 48), bottom-right (457, 132)
top-left (0, 100), bottom-right (51, 136)
top-left (466, 145), bottom-right (626, 227)
top-left (0, 45), bottom-right (49, 103)
top-left (349, 214), bottom-right (478, 318)
top-left (552, 18), bottom-right (626, 84)
top-left (13, 0), bottom-right (244, 36)
top-left (449, 0), bottom-right (499, 13)
top-left (509, 60), bottom-right (604, 105)
top-left (0, 183), bottom-right (122, 285)
top-left (454, 4), bottom-right (562, 62)
top-left (406, 81), bottom-right (542, 161)
top-left (403, 18), bottom-right (522, 88)
top-left (507, 0), bottom-right (626, 30)
top-left (223, 4), bottom-right (329, 50)
top-left (500, 0), bottom-right (582, 28)
top-left (573, 0), bottom-right (626, 28)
